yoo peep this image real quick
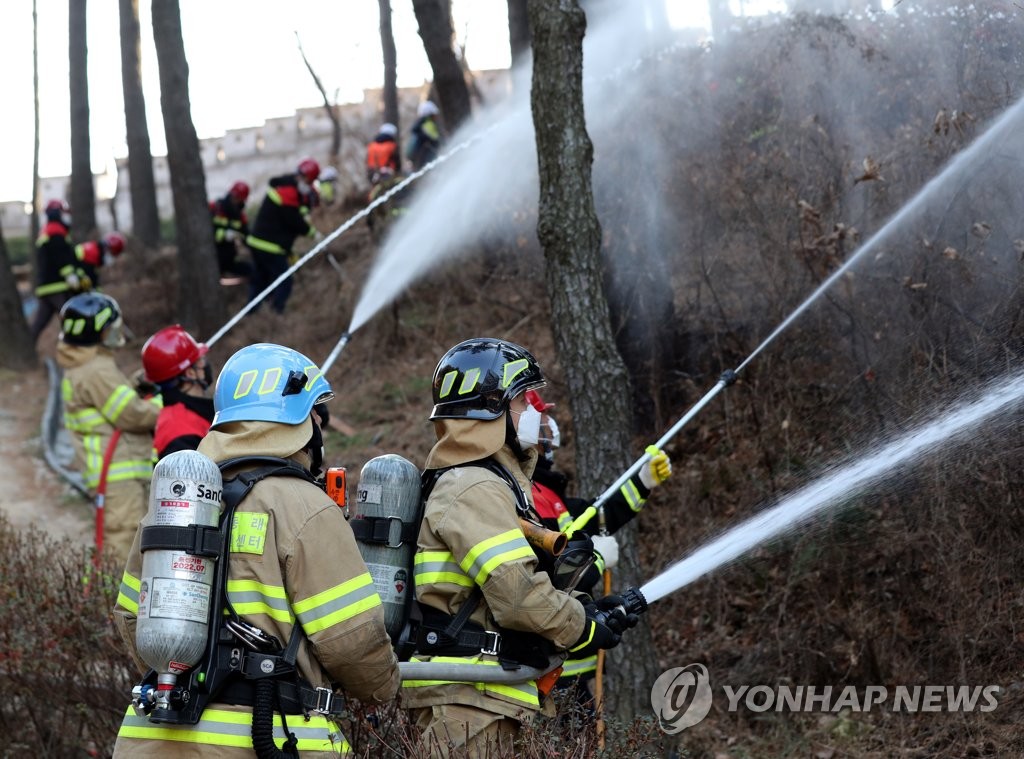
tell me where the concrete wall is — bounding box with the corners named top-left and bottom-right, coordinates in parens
top-left (3, 72), bottom-right (511, 240)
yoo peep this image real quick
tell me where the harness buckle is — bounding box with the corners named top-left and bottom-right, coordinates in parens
top-left (313, 686), bottom-right (335, 715)
top-left (480, 631), bottom-right (502, 657)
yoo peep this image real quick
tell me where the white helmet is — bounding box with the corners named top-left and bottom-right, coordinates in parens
top-left (319, 166), bottom-right (339, 181)
top-left (417, 101), bottom-right (439, 118)
top-left (379, 123), bottom-right (398, 138)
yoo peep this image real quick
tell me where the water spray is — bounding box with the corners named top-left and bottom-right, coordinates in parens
top-left (568, 92), bottom-right (1024, 537)
top-left (637, 369), bottom-right (1024, 608)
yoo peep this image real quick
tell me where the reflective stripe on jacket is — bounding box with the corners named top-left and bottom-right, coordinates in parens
top-left (57, 343), bottom-right (159, 490)
top-left (112, 425), bottom-right (399, 756)
top-left (403, 445), bottom-right (586, 720)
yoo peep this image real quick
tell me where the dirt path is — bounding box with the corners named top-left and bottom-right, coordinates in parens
top-left (0, 365), bottom-right (92, 546)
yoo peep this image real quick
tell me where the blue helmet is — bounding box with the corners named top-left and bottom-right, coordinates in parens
top-left (212, 343), bottom-right (334, 428)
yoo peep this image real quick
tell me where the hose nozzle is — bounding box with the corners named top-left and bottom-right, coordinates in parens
top-left (619, 587), bottom-right (649, 617)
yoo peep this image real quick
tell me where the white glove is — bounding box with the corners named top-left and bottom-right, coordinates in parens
top-left (64, 273), bottom-right (81, 291)
top-left (224, 229), bottom-right (238, 242)
top-left (592, 534), bottom-right (619, 570)
top-left (638, 446), bottom-right (672, 490)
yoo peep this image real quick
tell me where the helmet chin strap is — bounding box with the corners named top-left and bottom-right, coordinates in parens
top-left (505, 414), bottom-right (529, 462)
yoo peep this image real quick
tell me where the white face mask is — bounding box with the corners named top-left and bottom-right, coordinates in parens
top-left (543, 416), bottom-right (561, 448)
top-left (102, 317), bottom-right (126, 348)
top-left (516, 404), bottom-right (542, 447)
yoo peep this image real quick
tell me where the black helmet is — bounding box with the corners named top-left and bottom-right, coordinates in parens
top-left (60, 292), bottom-right (123, 346)
top-left (430, 338), bottom-right (545, 421)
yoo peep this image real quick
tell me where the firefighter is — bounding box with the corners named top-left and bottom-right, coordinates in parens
top-left (318, 166), bottom-right (338, 205)
top-left (245, 159), bottom-right (324, 313)
top-left (57, 293), bottom-right (160, 563)
top-left (404, 337), bottom-right (636, 757)
top-left (75, 231), bottom-right (126, 290)
top-left (406, 101), bottom-right (442, 171)
top-left (366, 123), bottom-right (401, 184)
top-left (141, 325), bottom-right (214, 460)
top-left (30, 199), bottom-right (82, 344)
top-left (112, 343), bottom-right (400, 756)
top-left (209, 180), bottom-right (252, 280)
top-left (525, 388), bottom-right (672, 711)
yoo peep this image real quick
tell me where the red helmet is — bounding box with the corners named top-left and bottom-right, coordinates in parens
top-left (46, 199), bottom-right (70, 213)
top-left (142, 325), bottom-right (208, 384)
top-left (77, 241), bottom-right (102, 267)
top-left (297, 157), bottom-right (321, 183)
top-left (229, 181), bottom-right (250, 203)
top-left (103, 232), bottom-right (126, 256)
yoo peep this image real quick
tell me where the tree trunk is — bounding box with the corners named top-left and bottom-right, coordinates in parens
top-left (378, 0), bottom-right (400, 131)
top-left (708, 0), bottom-right (731, 42)
top-left (151, 0), bottom-right (225, 337)
top-left (0, 219), bottom-right (37, 370)
top-left (295, 33), bottom-right (342, 163)
top-left (69, 0), bottom-right (96, 239)
top-left (412, 0), bottom-right (471, 131)
top-left (31, 0), bottom-right (41, 245)
top-left (506, 0), bottom-right (530, 69)
top-left (527, 0), bottom-right (658, 722)
top-left (119, 0), bottom-right (161, 248)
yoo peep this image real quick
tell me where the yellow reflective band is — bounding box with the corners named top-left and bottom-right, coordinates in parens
top-left (233, 369), bottom-right (258, 399)
top-left (61, 378), bottom-right (73, 402)
top-left (245, 235), bottom-right (287, 254)
top-left (226, 579), bottom-right (295, 623)
top-left (101, 384), bottom-right (135, 423)
top-left (257, 367), bottom-right (282, 395)
top-left (556, 512), bottom-right (573, 531)
top-left (458, 368), bottom-right (480, 395)
top-left (460, 529), bottom-right (534, 585)
top-left (117, 571), bottom-right (141, 613)
top-left (293, 573), bottom-right (382, 635)
top-left (267, 188), bottom-right (283, 205)
top-left (593, 553), bottom-right (605, 574)
top-left (620, 479), bottom-right (645, 512)
top-left (36, 281), bottom-right (71, 296)
top-left (570, 621), bottom-right (595, 653)
top-left (117, 707), bottom-right (349, 753)
top-left (501, 359), bottom-right (529, 388)
top-left (105, 460), bottom-right (155, 482)
top-left (302, 364), bottom-right (324, 391)
top-left (414, 551), bottom-right (473, 588)
top-left (230, 511), bottom-right (268, 555)
top-left (560, 655), bottom-right (598, 677)
top-left (438, 371), bottom-right (457, 399)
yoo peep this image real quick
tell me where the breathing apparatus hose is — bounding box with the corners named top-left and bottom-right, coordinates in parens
top-left (251, 679), bottom-right (299, 759)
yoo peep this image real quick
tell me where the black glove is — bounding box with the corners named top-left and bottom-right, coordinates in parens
top-left (568, 600), bottom-right (623, 659)
top-left (594, 594), bottom-right (640, 632)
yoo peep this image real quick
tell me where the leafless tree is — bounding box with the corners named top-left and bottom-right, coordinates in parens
top-left (118, 0), bottom-right (160, 248)
top-left (69, 0), bottom-right (96, 239)
top-left (507, 0), bottom-right (530, 69)
top-left (708, 0), bottom-right (731, 41)
top-left (295, 33), bottom-right (341, 163)
top-left (0, 220), bottom-right (37, 369)
top-left (412, 0), bottom-right (471, 130)
top-left (527, 0), bottom-right (656, 721)
top-left (151, 0), bottom-right (225, 336)
top-left (378, 0), bottom-right (400, 130)
top-left (31, 0), bottom-right (41, 244)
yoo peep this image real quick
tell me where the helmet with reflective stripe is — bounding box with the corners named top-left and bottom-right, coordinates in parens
top-left (212, 343), bottom-right (334, 428)
top-left (142, 325), bottom-right (208, 383)
top-left (45, 199), bottom-right (71, 224)
top-left (297, 157), bottom-right (321, 184)
top-left (59, 292), bottom-right (122, 346)
top-left (430, 338), bottom-right (545, 421)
